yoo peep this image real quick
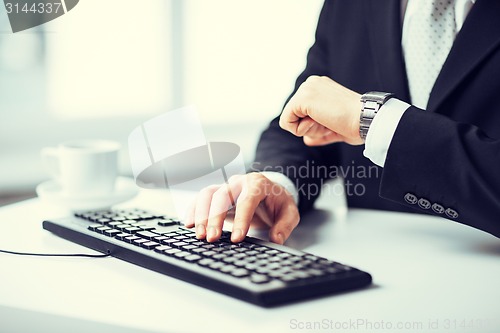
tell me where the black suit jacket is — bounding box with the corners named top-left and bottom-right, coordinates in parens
top-left (253, 0), bottom-right (500, 237)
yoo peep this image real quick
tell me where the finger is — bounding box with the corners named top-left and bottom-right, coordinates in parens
top-left (194, 185), bottom-right (220, 239)
top-left (206, 179), bottom-right (243, 242)
top-left (268, 197), bottom-right (300, 245)
top-left (279, 95), bottom-right (303, 134)
top-left (231, 174), bottom-right (270, 242)
top-left (296, 117), bottom-right (316, 137)
top-left (304, 130), bottom-right (343, 146)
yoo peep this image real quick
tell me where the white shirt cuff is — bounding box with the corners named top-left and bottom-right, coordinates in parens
top-left (363, 98), bottom-right (411, 167)
top-left (259, 171), bottom-right (299, 205)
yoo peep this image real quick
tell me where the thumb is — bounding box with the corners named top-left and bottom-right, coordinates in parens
top-left (268, 198), bottom-right (300, 244)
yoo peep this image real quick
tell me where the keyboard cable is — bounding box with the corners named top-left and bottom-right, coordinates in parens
top-left (0, 248), bottom-right (111, 258)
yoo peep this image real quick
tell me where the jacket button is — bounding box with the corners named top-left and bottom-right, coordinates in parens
top-left (418, 198), bottom-right (431, 209)
top-left (404, 193), bottom-right (418, 205)
top-left (431, 203), bottom-right (445, 214)
top-left (445, 208), bottom-right (459, 219)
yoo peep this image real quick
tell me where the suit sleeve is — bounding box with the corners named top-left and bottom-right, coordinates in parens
top-left (380, 107), bottom-right (500, 237)
top-left (252, 0), bottom-right (340, 213)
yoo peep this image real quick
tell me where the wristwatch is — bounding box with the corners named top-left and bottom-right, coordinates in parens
top-left (359, 91), bottom-right (395, 141)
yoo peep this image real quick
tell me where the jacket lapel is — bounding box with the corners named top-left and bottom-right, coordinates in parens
top-left (427, 0), bottom-right (500, 111)
top-left (365, 0), bottom-right (410, 101)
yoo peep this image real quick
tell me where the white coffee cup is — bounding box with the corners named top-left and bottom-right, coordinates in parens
top-left (41, 140), bottom-right (120, 197)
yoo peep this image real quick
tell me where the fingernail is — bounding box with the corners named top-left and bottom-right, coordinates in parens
top-left (276, 232), bottom-right (284, 245)
top-left (231, 228), bottom-right (242, 242)
top-left (207, 226), bottom-right (217, 241)
top-left (196, 225), bottom-right (205, 238)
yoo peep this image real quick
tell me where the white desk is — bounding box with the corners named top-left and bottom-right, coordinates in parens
top-left (1, 189), bottom-right (499, 333)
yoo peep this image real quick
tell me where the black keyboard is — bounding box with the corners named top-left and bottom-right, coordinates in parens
top-left (43, 209), bottom-right (372, 307)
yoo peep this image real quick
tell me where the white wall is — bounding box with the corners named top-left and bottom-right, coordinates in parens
top-left (0, 0), bottom-right (323, 192)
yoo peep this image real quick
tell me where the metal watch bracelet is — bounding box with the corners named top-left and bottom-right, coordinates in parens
top-left (359, 91), bottom-right (395, 141)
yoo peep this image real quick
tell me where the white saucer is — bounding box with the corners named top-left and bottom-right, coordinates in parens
top-left (36, 177), bottom-right (139, 212)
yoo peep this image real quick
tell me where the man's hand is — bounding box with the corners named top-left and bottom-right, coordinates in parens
top-left (279, 75), bottom-right (363, 146)
top-left (184, 173), bottom-right (300, 245)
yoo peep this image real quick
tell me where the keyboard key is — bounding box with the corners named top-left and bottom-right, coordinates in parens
top-left (124, 227), bottom-right (142, 234)
top-left (307, 269), bottom-right (326, 277)
top-left (164, 248), bottom-right (181, 255)
top-left (114, 224), bottom-right (131, 231)
top-left (231, 269), bottom-right (250, 278)
top-left (290, 271), bottom-right (311, 280)
top-left (153, 236), bottom-right (168, 242)
top-left (124, 236), bottom-right (140, 243)
top-left (254, 247), bottom-right (269, 252)
top-left (268, 271), bottom-right (287, 278)
top-left (174, 251), bottom-right (191, 258)
top-left (95, 226), bottom-right (111, 233)
top-left (133, 239), bottom-right (149, 246)
top-left (255, 259), bottom-right (271, 266)
top-left (137, 231), bottom-right (160, 240)
top-left (88, 224), bottom-right (102, 232)
top-left (244, 263), bottom-right (258, 271)
top-left (220, 265), bottom-right (237, 273)
top-left (202, 251), bottom-right (217, 257)
top-left (173, 241), bottom-right (188, 247)
top-left (233, 260), bottom-right (247, 267)
top-left (103, 229), bottom-right (121, 237)
top-left (208, 262), bottom-right (225, 270)
top-left (108, 221), bottom-right (123, 227)
top-left (266, 263), bottom-right (281, 270)
top-left (162, 239), bottom-right (178, 245)
top-left (198, 258), bottom-right (215, 267)
top-left (157, 219), bottom-right (178, 227)
top-left (115, 233), bottom-right (131, 240)
top-left (256, 267), bottom-right (272, 274)
top-left (184, 254), bottom-right (202, 263)
top-left (304, 254), bottom-right (321, 261)
top-left (249, 274), bottom-right (270, 284)
top-left (139, 226), bottom-right (156, 231)
top-left (212, 254), bottom-right (227, 260)
top-left (154, 245), bottom-right (172, 253)
top-left (222, 257), bottom-right (237, 263)
top-left (279, 275), bottom-right (298, 283)
top-left (241, 256), bottom-right (257, 263)
top-left (141, 241), bottom-right (160, 250)
top-left (97, 218), bottom-right (112, 224)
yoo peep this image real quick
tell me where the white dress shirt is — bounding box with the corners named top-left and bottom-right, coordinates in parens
top-left (264, 0), bottom-right (475, 205)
